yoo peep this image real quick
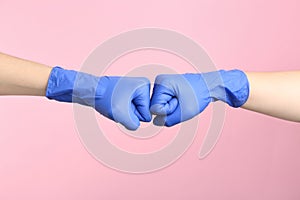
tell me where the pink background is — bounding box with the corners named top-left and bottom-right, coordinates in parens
top-left (1, 0), bottom-right (300, 199)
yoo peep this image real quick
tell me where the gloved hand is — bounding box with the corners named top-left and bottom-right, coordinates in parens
top-left (150, 70), bottom-right (249, 126)
top-left (46, 66), bottom-right (151, 130)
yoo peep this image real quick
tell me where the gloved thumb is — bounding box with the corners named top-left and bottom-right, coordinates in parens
top-left (150, 84), bottom-right (178, 115)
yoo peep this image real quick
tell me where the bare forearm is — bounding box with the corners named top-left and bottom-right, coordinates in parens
top-left (242, 71), bottom-right (300, 122)
top-left (0, 52), bottom-right (52, 96)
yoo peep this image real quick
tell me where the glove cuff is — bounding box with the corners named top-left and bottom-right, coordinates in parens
top-left (202, 69), bottom-right (249, 108)
top-left (46, 66), bottom-right (77, 102)
top-left (46, 66), bottom-right (108, 107)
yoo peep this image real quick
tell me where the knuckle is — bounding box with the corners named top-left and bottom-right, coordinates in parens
top-left (155, 74), bottom-right (169, 84)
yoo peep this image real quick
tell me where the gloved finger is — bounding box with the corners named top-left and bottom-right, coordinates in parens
top-left (163, 105), bottom-right (182, 126)
top-left (113, 104), bottom-right (140, 131)
top-left (153, 106), bottom-right (182, 127)
top-left (150, 97), bottom-right (178, 116)
top-left (132, 84), bottom-right (152, 122)
top-left (153, 115), bottom-right (166, 126)
top-left (132, 102), bottom-right (143, 120)
top-left (111, 84), bottom-right (141, 130)
top-left (150, 84), bottom-right (178, 115)
top-left (132, 102), bottom-right (152, 123)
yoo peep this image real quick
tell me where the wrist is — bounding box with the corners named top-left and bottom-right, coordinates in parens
top-left (46, 67), bottom-right (107, 107)
top-left (201, 69), bottom-right (249, 107)
top-left (46, 67), bottom-right (77, 102)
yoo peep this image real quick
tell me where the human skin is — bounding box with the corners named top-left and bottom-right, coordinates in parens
top-left (242, 71), bottom-right (300, 122)
top-left (0, 52), bottom-right (52, 96)
top-left (0, 52), bottom-right (299, 122)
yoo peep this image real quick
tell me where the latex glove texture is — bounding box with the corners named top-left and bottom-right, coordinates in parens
top-left (46, 67), bottom-right (151, 130)
top-left (150, 70), bottom-right (249, 127)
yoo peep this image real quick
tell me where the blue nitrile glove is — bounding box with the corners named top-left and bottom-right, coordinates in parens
top-left (46, 67), bottom-right (151, 130)
top-left (150, 70), bottom-right (249, 126)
